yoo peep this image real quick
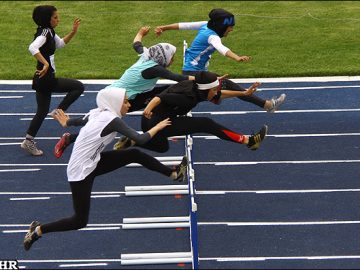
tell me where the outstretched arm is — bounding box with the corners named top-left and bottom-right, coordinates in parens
top-left (62, 18), bottom-right (81, 44)
top-left (52, 109), bottom-right (88, 127)
top-left (155, 21), bottom-right (207, 36)
top-left (220, 82), bottom-right (261, 99)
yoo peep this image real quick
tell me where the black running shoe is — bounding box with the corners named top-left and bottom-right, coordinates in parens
top-left (247, 125), bottom-right (268, 150)
top-left (24, 221), bottom-right (41, 251)
top-left (174, 156), bottom-right (188, 182)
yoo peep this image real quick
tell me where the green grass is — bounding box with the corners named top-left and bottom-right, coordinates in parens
top-left (1, 1), bottom-right (359, 79)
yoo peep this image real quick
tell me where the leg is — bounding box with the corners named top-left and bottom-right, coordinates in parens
top-left (21, 91), bottom-right (52, 156)
top-left (41, 176), bottom-right (94, 234)
top-left (52, 78), bottom-right (84, 111)
top-left (93, 148), bottom-right (173, 177)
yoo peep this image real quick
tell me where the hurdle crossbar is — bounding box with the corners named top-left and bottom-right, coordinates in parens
top-left (123, 216), bottom-right (190, 224)
top-left (125, 185), bottom-right (188, 192)
top-left (122, 222), bottom-right (189, 230)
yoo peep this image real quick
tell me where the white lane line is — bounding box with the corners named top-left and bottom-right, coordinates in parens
top-left (0, 96), bottom-right (23, 99)
top-left (2, 76), bottom-right (360, 84)
top-left (0, 169), bottom-right (41, 172)
top-left (59, 263), bottom-right (108, 268)
top-left (194, 160), bottom-right (360, 166)
top-left (200, 255), bottom-right (360, 262)
top-left (2, 85), bottom-right (360, 93)
top-left (1, 108), bottom-right (360, 117)
top-left (0, 133), bottom-right (359, 142)
top-left (18, 259), bottom-right (122, 263)
top-left (193, 108), bottom-right (360, 115)
top-left (15, 255), bottom-right (360, 264)
top-left (90, 195), bottom-right (121, 198)
top-left (196, 188), bottom-right (360, 195)
top-left (198, 220), bottom-right (360, 226)
top-left (10, 197), bottom-right (50, 201)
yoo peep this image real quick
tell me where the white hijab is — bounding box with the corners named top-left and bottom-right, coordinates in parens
top-left (142, 43), bottom-right (176, 67)
top-left (87, 87), bottom-right (126, 120)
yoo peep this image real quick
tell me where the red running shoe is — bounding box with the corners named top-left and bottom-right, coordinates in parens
top-left (54, 133), bottom-right (71, 158)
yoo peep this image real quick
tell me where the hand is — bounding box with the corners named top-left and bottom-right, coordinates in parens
top-left (154, 26), bottom-right (163, 37)
top-left (52, 109), bottom-right (69, 127)
top-left (143, 107), bottom-right (153, 119)
top-left (72, 18), bottom-right (81, 33)
top-left (139, 26), bottom-right (150, 36)
top-left (36, 64), bottom-right (49, 78)
top-left (237, 55), bottom-right (251, 62)
top-left (217, 74), bottom-right (229, 80)
top-left (244, 82), bottom-right (261, 96)
top-left (155, 118), bottom-right (171, 130)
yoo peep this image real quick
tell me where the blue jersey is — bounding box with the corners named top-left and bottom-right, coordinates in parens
top-left (183, 25), bottom-right (218, 71)
top-left (108, 56), bottom-right (159, 100)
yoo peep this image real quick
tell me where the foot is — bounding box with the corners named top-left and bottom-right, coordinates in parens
top-left (266, 93), bottom-right (286, 113)
top-left (247, 125), bottom-right (268, 150)
top-left (174, 156), bottom-right (188, 182)
top-left (113, 136), bottom-right (132, 151)
top-left (54, 133), bottom-right (71, 159)
top-left (24, 221), bottom-right (41, 251)
top-left (21, 139), bottom-right (43, 156)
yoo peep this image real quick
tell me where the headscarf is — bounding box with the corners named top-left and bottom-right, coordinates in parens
top-left (207, 8), bottom-right (235, 38)
top-left (142, 43), bottom-right (176, 67)
top-left (32, 5), bottom-right (57, 28)
top-left (87, 87), bottom-right (126, 120)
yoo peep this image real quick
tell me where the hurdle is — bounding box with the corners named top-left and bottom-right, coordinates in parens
top-left (120, 40), bottom-right (199, 268)
top-left (122, 216), bottom-right (190, 230)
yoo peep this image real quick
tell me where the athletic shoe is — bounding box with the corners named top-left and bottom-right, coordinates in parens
top-left (267, 93), bottom-right (286, 113)
top-left (247, 125), bottom-right (268, 151)
top-left (174, 156), bottom-right (188, 182)
top-left (21, 139), bottom-right (43, 156)
top-left (113, 136), bottom-right (132, 151)
top-left (24, 221), bottom-right (41, 251)
top-left (54, 133), bottom-right (71, 159)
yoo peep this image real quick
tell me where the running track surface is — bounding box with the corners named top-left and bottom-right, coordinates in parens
top-left (1, 77), bottom-right (360, 269)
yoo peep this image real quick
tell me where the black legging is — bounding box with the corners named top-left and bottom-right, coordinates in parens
top-left (27, 77), bottom-right (84, 137)
top-left (41, 148), bottom-right (173, 234)
top-left (139, 115), bottom-right (246, 153)
top-left (182, 70), bottom-right (266, 108)
top-left (67, 85), bottom-right (171, 144)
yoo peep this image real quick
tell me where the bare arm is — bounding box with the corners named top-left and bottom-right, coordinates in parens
top-left (225, 50), bottom-right (251, 62)
top-left (134, 26), bottom-right (150, 43)
top-left (220, 82), bottom-right (261, 100)
top-left (62, 18), bottom-right (81, 44)
top-left (143, 96), bottom-right (161, 119)
top-left (154, 23), bottom-right (179, 36)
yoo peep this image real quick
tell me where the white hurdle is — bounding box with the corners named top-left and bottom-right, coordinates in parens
top-left (122, 215), bottom-right (190, 230)
top-left (120, 39), bottom-right (195, 267)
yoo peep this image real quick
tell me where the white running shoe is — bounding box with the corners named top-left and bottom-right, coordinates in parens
top-left (267, 93), bottom-right (286, 113)
top-left (21, 139), bottom-right (43, 156)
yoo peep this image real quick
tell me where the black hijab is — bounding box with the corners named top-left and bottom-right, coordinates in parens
top-left (32, 5), bottom-right (57, 28)
top-left (207, 8), bottom-right (235, 38)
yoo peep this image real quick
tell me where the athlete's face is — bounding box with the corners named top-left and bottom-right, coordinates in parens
top-left (223, 26), bottom-right (233, 37)
top-left (207, 87), bottom-right (218, 101)
top-left (168, 56), bottom-right (175, 67)
top-left (120, 96), bottom-right (131, 116)
top-left (50, 11), bottom-right (59, 28)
